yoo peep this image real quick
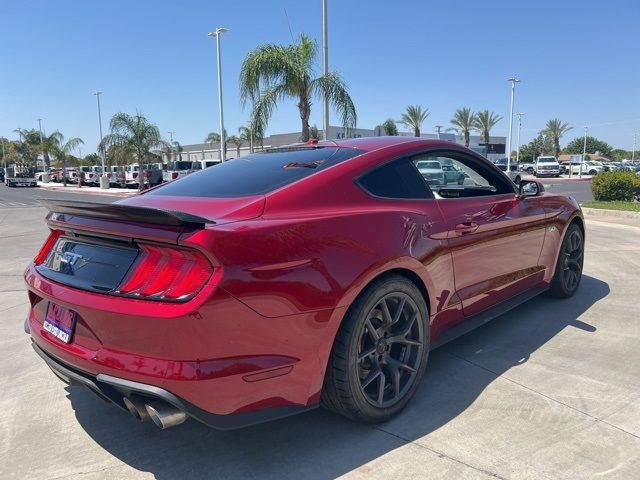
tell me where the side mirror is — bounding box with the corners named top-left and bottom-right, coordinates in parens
top-left (519, 180), bottom-right (544, 197)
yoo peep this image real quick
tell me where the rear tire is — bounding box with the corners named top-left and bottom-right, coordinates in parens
top-left (322, 275), bottom-right (429, 423)
top-left (548, 223), bottom-right (584, 298)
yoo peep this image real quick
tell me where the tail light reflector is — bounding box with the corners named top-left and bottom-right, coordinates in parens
top-left (117, 244), bottom-right (214, 301)
top-left (107, 172), bottom-right (112, 178)
top-left (34, 229), bottom-right (64, 265)
top-left (145, 170), bottom-right (152, 178)
top-left (171, 172), bottom-right (178, 180)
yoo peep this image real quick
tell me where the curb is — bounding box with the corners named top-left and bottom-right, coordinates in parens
top-left (582, 207), bottom-right (640, 227)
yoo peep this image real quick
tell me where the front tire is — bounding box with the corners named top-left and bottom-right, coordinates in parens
top-left (548, 223), bottom-right (584, 298)
top-left (322, 275), bottom-right (429, 423)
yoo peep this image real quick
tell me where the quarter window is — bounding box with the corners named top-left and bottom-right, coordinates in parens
top-left (358, 159), bottom-right (433, 199)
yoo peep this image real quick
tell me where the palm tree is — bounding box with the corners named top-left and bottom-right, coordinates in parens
top-left (240, 33), bottom-right (357, 142)
top-left (205, 130), bottom-right (228, 158)
top-left (399, 105), bottom-right (429, 137)
top-left (541, 118), bottom-right (572, 158)
top-left (239, 125), bottom-right (262, 153)
top-left (448, 108), bottom-right (476, 147)
top-left (100, 113), bottom-right (167, 191)
top-left (51, 135), bottom-right (84, 187)
top-left (380, 118), bottom-right (398, 136)
top-left (227, 135), bottom-right (243, 158)
top-left (14, 128), bottom-right (63, 169)
top-left (473, 110), bottom-right (503, 156)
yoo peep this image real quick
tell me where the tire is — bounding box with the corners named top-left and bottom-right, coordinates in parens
top-left (322, 275), bottom-right (429, 423)
top-left (548, 223), bottom-right (584, 298)
top-left (589, 170), bottom-right (597, 176)
top-left (514, 175), bottom-right (521, 185)
top-left (457, 176), bottom-right (465, 185)
top-left (527, 167), bottom-right (534, 174)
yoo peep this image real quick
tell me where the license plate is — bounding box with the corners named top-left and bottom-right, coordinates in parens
top-left (44, 302), bottom-right (76, 343)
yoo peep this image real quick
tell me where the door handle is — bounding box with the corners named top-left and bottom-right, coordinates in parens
top-left (455, 222), bottom-right (479, 235)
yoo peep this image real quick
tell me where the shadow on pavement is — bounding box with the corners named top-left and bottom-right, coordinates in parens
top-left (67, 275), bottom-right (608, 480)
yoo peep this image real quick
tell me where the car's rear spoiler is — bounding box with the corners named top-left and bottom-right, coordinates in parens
top-left (39, 199), bottom-right (215, 228)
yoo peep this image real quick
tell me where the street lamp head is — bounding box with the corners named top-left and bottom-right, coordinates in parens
top-left (208, 27), bottom-right (229, 37)
top-left (94, 91), bottom-right (102, 96)
top-left (507, 77), bottom-right (521, 83)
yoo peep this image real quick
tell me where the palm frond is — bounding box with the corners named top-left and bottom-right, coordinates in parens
top-left (311, 71), bottom-right (357, 131)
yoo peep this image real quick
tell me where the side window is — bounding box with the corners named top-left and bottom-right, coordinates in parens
top-left (412, 153), bottom-right (513, 198)
top-left (358, 159), bottom-right (433, 199)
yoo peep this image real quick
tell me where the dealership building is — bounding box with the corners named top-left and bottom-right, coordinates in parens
top-left (170, 127), bottom-right (506, 163)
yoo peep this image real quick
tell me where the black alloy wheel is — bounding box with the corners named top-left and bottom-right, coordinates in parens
top-left (322, 276), bottom-right (429, 423)
top-left (356, 292), bottom-right (424, 408)
top-left (549, 223), bottom-right (584, 298)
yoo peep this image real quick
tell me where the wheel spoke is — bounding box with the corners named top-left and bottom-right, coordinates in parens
top-left (388, 356), bottom-right (416, 374)
top-left (365, 319), bottom-right (380, 341)
top-left (388, 311), bottom-right (418, 344)
top-left (377, 372), bottom-right (386, 404)
top-left (361, 366), bottom-right (382, 388)
top-left (358, 345), bottom-right (376, 362)
top-left (391, 296), bottom-right (406, 325)
top-left (379, 298), bottom-right (393, 326)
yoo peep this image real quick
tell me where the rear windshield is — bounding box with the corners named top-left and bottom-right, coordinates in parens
top-left (149, 146), bottom-right (364, 198)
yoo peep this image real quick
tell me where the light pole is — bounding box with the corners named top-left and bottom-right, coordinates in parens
top-left (322, 0), bottom-right (329, 140)
top-left (1, 137), bottom-right (6, 176)
top-left (435, 125), bottom-right (443, 137)
top-left (580, 126), bottom-right (587, 179)
top-left (94, 91), bottom-right (108, 188)
top-left (208, 27), bottom-right (228, 161)
top-left (506, 77), bottom-right (520, 172)
top-left (515, 113), bottom-right (524, 164)
top-left (167, 131), bottom-right (175, 163)
top-left (633, 133), bottom-right (637, 162)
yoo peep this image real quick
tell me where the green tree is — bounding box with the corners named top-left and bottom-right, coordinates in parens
top-left (240, 33), bottom-right (357, 142)
top-left (51, 135), bottom-right (84, 186)
top-left (227, 135), bottom-right (243, 158)
top-left (399, 105), bottom-right (429, 137)
top-left (563, 136), bottom-right (612, 157)
top-left (308, 125), bottom-right (319, 140)
top-left (205, 129), bottom-right (228, 158)
top-left (519, 134), bottom-right (554, 162)
top-left (448, 107), bottom-right (476, 147)
top-left (610, 149), bottom-right (632, 161)
top-left (100, 113), bottom-right (167, 191)
top-left (239, 125), bottom-right (263, 152)
top-left (473, 110), bottom-right (503, 156)
top-left (540, 118), bottom-right (572, 158)
top-left (381, 118), bottom-right (398, 136)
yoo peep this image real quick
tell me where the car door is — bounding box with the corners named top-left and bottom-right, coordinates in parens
top-left (417, 151), bottom-right (548, 317)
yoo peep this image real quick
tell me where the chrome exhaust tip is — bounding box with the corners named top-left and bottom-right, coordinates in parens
top-left (145, 401), bottom-right (187, 429)
top-left (123, 396), bottom-right (151, 422)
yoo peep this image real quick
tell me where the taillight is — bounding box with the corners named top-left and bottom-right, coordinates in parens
top-left (107, 172), bottom-right (112, 178)
top-left (133, 172), bottom-right (139, 179)
top-left (145, 170), bottom-right (152, 178)
top-left (171, 172), bottom-right (178, 180)
top-left (34, 230), bottom-right (64, 265)
top-left (116, 244), bottom-right (214, 301)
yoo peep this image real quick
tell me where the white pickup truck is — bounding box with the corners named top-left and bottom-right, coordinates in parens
top-left (4, 165), bottom-right (37, 187)
top-left (534, 156), bottom-right (561, 177)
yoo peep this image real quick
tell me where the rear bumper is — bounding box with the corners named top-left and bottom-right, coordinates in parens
top-left (31, 340), bottom-right (316, 430)
top-left (24, 263), bottom-right (339, 427)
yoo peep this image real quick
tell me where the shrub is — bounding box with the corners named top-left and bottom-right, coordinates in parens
top-left (590, 171), bottom-right (640, 201)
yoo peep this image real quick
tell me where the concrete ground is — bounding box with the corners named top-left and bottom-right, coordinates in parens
top-left (1, 186), bottom-right (638, 479)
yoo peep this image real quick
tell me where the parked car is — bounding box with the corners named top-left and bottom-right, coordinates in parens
top-left (416, 159), bottom-right (445, 185)
top-left (569, 161), bottom-right (603, 176)
top-left (492, 158), bottom-right (522, 185)
top-left (25, 137), bottom-right (584, 430)
top-left (124, 163), bottom-right (163, 188)
top-left (0, 167), bottom-right (5, 182)
top-left (519, 161), bottom-right (535, 174)
top-left (535, 156), bottom-right (560, 177)
top-left (77, 166), bottom-right (104, 186)
top-left (163, 160), bottom-right (198, 182)
top-left (441, 163), bottom-right (466, 185)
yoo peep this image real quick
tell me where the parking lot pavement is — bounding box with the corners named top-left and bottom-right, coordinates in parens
top-left (1, 208), bottom-right (639, 479)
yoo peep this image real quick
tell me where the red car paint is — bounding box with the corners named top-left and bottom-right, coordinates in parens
top-left (25, 137), bottom-right (583, 427)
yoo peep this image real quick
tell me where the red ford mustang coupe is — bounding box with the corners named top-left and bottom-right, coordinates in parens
top-left (24, 137), bottom-right (584, 429)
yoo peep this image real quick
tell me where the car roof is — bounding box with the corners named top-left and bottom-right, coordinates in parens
top-left (275, 136), bottom-right (464, 153)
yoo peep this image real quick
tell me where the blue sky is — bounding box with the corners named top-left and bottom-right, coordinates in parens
top-left (2, 0), bottom-right (639, 154)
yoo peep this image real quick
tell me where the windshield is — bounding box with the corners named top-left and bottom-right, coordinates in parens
top-left (150, 147), bottom-right (364, 198)
top-left (538, 158), bottom-right (557, 163)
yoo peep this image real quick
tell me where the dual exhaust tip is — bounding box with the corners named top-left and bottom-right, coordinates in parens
top-left (123, 396), bottom-right (187, 429)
